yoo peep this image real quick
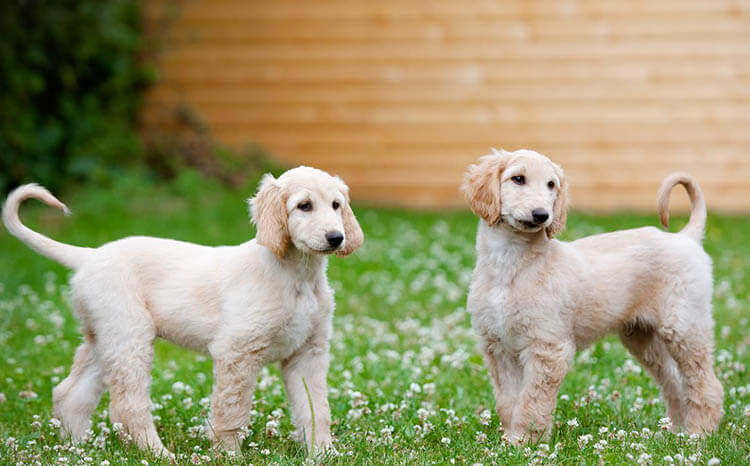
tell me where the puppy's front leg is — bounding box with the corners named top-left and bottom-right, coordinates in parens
top-left (481, 339), bottom-right (522, 433)
top-left (208, 350), bottom-right (264, 452)
top-left (281, 336), bottom-right (332, 455)
top-left (509, 341), bottom-right (574, 445)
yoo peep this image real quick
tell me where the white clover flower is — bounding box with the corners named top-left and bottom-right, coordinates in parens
top-left (19, 390), bottom-right (38, 399)
top-left (623, 359), bottom-right (642, 375)
top-left (347, 408), bottom-right (364, 420)
top-left (663, 455), bottom-right (674, 464)
top-left (658, 417), bottom-right (673, 431)
top-left (441, 436), bottom-right (451, 445)
top-left (707, 458), bottom-right (720, 466)
top-left (265, 419), bottom-right (280, 437)
top-left (631, 397), bottom-right (645, 412)
top-left (637, 453), bottom-right (651, 465)
top-left (567, 418), bottom-right (579, 427)
top-left (479, 409), bottom-right (492, 426)
top-left (599, 426), bottom-right (608, 434)
top-left (475, 431), bottom-right (487, 444)
top-left (578, 434), bottom-right (593, 447)
top-left (171, 381), bottom-right (186, 394)
top-left (630, 442), bottom-right (646, 451)
top-left (5, 437), bottom-right (16, 450)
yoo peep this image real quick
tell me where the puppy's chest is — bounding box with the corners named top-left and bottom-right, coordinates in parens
top-left (470, 286), bottom-right (519, 339)
top-left (266, 283), bottom-right (322, 361)
top-left (468, 270), bottom-right (535, 350)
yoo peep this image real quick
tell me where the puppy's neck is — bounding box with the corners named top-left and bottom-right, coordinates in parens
top-left (476, 221), bottom-right (548, 282)
top-left (282, 247), bottom-right (328, 281)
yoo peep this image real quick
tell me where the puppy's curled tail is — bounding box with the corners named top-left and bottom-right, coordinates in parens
top-left (657, 173), bottom-right (706, 243)
top-left (2, 184), bottom-right (92, 269)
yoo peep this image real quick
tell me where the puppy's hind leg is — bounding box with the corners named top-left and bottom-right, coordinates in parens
top-left (618, 323), bottom-right (684, 427)
top-left (104, 340), bottom-right (168, 455)
top-left (53, 330), bottom-right (105, 441)
top-left (98, 308), bottom-right (168, 456)
top-left (659, 320), bottom-right (723, 434)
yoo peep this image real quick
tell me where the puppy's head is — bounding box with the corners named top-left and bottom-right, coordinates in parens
top-left (462, 148), bottom-right (569, 238)
top-left (249, 166), bottom-right (364, 258)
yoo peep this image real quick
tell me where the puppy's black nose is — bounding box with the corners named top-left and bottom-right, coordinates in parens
top-left (325, 231), bottom-right (344, 248)
top-left (531, 208), bottom-right (549, 224)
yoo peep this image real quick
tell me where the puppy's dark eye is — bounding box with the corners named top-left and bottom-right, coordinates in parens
top-left (511, 175), bottom-right (525, 185)
top-left (298, 201), bottom-right (313, 212)
top-left (547, 180), bottom-right (555, 189)
top-left (332, 201), bottom-right (340, 210)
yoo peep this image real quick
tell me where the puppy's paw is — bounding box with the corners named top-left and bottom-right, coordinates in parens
top-left (506, 433), bottom-right (524, 447)
top-left (210, 428), bottom-right (245, 453)
top-left (302, 434), bottom-right (333, 457)
top-left (506, 426), bottom-right (544, 447)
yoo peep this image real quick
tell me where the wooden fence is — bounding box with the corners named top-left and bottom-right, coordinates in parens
top-left (143, 0), bottom-right (750, 211)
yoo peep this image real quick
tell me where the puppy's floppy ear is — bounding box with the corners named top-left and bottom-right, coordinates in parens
top-left (461, 149), bottom-right (509, 225)
top-left (334, 177), bottom-right (364, 257)
top-left (249, 174), bottom-right (290, 258)
top-left (546, 163), bottom-right (569, 239)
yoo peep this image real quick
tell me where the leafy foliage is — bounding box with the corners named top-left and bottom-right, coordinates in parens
top-left (0, 0), bottom-right (150, 194)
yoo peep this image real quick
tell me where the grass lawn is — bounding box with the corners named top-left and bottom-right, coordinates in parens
top-left (0, 172), bottom-right (748, 465)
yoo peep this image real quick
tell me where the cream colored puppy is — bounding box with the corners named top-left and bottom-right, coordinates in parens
top-left (2, 166), bottom-right (364, 457)
top-left (462, 149), bottom-right (722, 445)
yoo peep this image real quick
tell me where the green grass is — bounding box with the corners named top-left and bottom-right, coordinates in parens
top-left (0, 173), bottom-right (748, 465)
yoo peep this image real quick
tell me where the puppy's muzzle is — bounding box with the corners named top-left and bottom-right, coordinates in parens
top-left (325, 231), bottom-right (344, 249)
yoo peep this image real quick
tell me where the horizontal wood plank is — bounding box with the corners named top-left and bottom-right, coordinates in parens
top-left (148, 1), bottom-right (750, 20)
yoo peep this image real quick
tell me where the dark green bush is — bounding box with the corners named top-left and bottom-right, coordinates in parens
top-left (0, 0), bottom-right (151, 194)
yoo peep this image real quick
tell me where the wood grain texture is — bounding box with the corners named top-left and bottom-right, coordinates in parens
top-left (143, 0), bottom-right (750, 211)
